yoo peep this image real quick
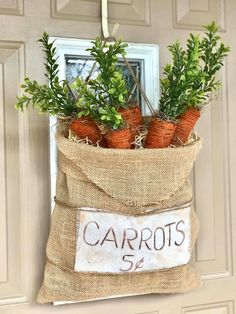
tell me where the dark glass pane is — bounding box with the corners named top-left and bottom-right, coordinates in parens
top-left (65, 55), bottom-right (143, 106)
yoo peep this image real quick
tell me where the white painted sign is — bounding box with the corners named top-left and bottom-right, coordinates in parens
top-left (74, 206), bottom-right (191, 274)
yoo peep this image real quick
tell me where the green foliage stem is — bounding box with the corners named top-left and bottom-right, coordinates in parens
top-left (71, 38), bottom-right (128, 129)
top-left (159, 22), bottom-right (230, 121)
top-left (72, 77), bottom-right (124, 129)
top-left (198, 22), bottom-right (230, 102)
top-left (16, 32), bottom-right (77, 116)
top-left (87, 38), bottom-right (129, 108)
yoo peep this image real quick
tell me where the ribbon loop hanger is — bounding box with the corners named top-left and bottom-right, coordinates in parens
top-left (101, 0), bottom-right (120, 40)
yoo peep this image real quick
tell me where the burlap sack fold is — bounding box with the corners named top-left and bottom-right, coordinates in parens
top-left (37, 126), bottom-right (202, 304)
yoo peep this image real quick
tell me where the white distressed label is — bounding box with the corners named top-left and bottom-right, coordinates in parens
top-left (74, 206), bottom-right (191, 273)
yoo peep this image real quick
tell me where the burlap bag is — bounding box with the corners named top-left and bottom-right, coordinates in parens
top-left (37, 125), bottom-right (202, 303)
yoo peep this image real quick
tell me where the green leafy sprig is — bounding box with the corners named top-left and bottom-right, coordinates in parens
top-left (159, 42), bottom-right (187, 120)
top-left (198, 22), bottom-right (230, 104)
top-left (159, 22), bottom-right (230, 121)
top-left (72, 77), bottom-right (124, 129)
top-left (72, 77), bottom-right (105, 119)
top-left (98, 105), bottom-right (124, 129)
top-left (71, 38), bottom-right (128, 129)
top-left (159, 36), bottom-right (204, 120)
top-left (16, 32), bottom-right (77, 116)
top-left (87, 38), bottom-right (129, 108)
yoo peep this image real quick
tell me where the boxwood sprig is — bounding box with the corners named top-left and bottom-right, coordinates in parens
top-left (86, 38), bottom-right (129, 108)
top-left (16, 32), bottom-right (77, 116)
top-left (159, 22), bottom-right (230, 121)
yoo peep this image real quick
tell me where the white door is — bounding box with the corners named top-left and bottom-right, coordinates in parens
top-left (0, 0), bottom-right (235, 313)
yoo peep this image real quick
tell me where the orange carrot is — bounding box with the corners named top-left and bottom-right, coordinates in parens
top-left (105, 127), bottom-right (132, 149)
top-left (172, 107), bottom-right (200, 145)
top-left (118, 104), bottom-right (143, 141)
top-left (145, 118), bottom-right (176, 148)
top-left (70, 117), bottom-right (102, 144)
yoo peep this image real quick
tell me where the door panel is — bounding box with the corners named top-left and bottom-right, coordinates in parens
top-left (0, 0), bottom-right (235, 313)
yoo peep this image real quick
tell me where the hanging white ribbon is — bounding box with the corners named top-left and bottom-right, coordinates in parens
top-left (101, 0), bottom-right (120, 39)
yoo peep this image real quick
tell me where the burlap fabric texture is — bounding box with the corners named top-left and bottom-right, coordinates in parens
top-left (37, 125), bottom-right (202, 303)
